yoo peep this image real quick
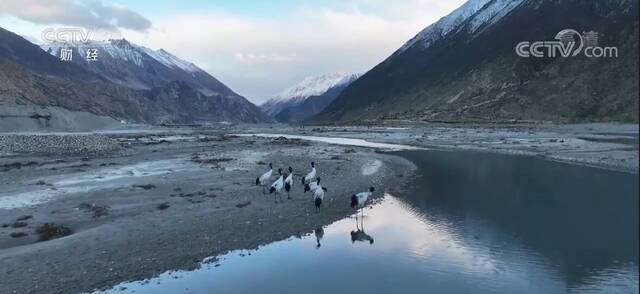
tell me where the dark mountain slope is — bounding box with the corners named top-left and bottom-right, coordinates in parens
top-left (145, 81), bottom-right (271, 124)
top-left (0, 27), bottom-right (270, 124)
top-left (41, 40), bottom-right (235, 96)
top-left (313, 0), bottom-right (638, 124)
top-left (276, 83), bottom-right (350, 123)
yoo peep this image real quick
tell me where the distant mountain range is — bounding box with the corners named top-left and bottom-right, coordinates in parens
top-left (312, 0), bottom-right (639, 124)
top-left (40, 40), bottom-right (234, 96)
top-left (261, 72), bottom-right (360, 123)
top-left (0, 27), bottom-right (270, 125)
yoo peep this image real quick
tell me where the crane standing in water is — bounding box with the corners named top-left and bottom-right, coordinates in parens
top-left (351, 187), bottom-right (375, 219)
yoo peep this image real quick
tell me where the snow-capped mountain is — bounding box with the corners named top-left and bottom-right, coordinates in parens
top-left (261, 72), bottom-right (360, 119)
top-left (0, 28), bottom-right (271, 125)
top-left (40, 39), bottom-right (232, 96)
top-left (398, 0), bottom-right (524, 52)
top-left (313, 0), bottom-right (638, 123)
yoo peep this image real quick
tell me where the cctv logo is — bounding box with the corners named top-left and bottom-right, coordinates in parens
top-left (516, 29), bottom-right (618, 58)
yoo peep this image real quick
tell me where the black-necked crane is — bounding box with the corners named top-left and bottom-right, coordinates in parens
top-left (255, 163), bottom-right (273, 194)
top-left (313, 177), bottom-right (325, 211)
top-left (269, 168), bottom-right (284, 203)
top-left (301, 161), bottom-right (316, 191)
top-left (284, 166), bottom-right (293, 199)
top-left (350, 187), bottom-right (375, 218)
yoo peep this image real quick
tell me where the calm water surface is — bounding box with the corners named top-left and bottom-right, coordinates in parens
top-left (103, 150), bottom-right (639, 294)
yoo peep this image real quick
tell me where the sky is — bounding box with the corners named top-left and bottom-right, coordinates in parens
top-left (0, 0), bottom-right (466, 104)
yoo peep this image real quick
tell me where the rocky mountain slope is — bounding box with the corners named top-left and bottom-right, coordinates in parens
top-left (261, 72), bottom-right (359, 122)
top-left (0, 27), bottom-right (270, 126)
top-left (313, 0), bottom-right (639, 124)
top-left (41, 40), bottom-right (234, 96)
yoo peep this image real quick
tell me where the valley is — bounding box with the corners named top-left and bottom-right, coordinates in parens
top-left (0, 0), bottom-right (638, 293)
top-left (0, 122), bottom-right (637, 293)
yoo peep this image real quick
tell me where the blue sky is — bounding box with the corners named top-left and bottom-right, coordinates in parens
top-left (0, 0), bottom-right (465, 103)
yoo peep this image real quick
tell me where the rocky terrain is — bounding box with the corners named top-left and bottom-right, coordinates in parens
top-left (0, 122), bottom-right (636, 293)
top-left (313, 0), bottom-right (639, 124)
top-left (0, 126), bottom-right (414, 293)
top-left (0, 134), bottom-right (121, 155)
top-left (0, 27), bottom-right (270, 126)
top-left (41, 39), bottom-right (234, 94)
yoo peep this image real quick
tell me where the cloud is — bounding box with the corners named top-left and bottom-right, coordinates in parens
top-left (234, 53), bottom-right (297, 65)
top-left (0, 0), bottom-right (151, 31)
top-left (2, 0), bottom-right (466, 103)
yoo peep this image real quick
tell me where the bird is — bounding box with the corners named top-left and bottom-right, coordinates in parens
top-left (301, 161), bottom-right (316, 188)
top-left (269, 168), bottom-right (284, 203)
top-left (255, 163), bottom-right (273, 194)
top-left (351, 187), bottom-right (375, 218)
top-left (313, 178), bottom-right (325, 211)
top-left (304, 176), bottom-right (328, 195)
top-left (284, 167), bottom-right (293, 199)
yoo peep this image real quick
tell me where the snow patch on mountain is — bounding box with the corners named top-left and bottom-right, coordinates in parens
top-left (140, 47), bottom-right (200, 73)
top-left (40, 39), bottom-right (200, 73)
top-left (399, 0), bottom-right (525, 52)
top-left (260, 72), bottom-right (360, 116)
top-left (468, 0), bottom-right (526, 33)
top-left (270, 72), bottom-right (360, 103)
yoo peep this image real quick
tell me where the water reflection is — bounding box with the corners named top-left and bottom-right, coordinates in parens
top-left (100, 150), bottom-right (638, 294)
top-left (350, 216), bottom-right (374, 245)
top-left (396, 150), bottom-right (639, 291)
top-left (314, 228), bottom-right (324, 248)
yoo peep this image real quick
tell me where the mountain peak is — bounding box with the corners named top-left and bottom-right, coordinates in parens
top-left (0, 26), bottom-right (271, 124)
top-left (36, 37), bottom-right (235, 96)
top-left (260, 71), bottom-right (361, 119)
top-left (398, 0), bottom-right (525, 53)
top-left (141, 47), bottom-right (200, 73)
top-left (39, 39), bottom-right (201, 74)
top-left (313, 0), bottom-right (638, 124)
top-left (109, 38), bottom-right (132, 47)
top-left (269, 72), bottom-right (360, 104)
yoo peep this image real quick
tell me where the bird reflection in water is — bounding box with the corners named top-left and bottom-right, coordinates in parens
top-left (314, 228), bottom-right (324, 249)
top-left (350, 215), bottom-right (374, 245)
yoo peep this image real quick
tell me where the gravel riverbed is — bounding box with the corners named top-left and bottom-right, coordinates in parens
top-left (0, 122), bottom-right (636, 293)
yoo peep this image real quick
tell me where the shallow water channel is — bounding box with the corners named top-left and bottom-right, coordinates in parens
top-left (102, 149), bottom-right (639, 294)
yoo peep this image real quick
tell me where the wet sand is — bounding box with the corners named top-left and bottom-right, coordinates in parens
top-left (252, 123), bottom-right (639, 173)
top-left (0, 129), bottom-right (415, 293)
top-left (0, 122), bottom-right (636, 293)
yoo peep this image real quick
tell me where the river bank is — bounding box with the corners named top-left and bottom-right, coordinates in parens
top-left (0, 122), bottom-right (637, 293)
top-left (0, 129), bottom-right (415, 293)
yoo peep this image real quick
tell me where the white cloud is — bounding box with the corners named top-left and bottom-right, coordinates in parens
top-left (123, 0), bottom-right (466, 103)
top-left (0, 0), bottom-right (151, 31)
top-left (2, 0), bottom-right (467, 103)
top-left (235, 53), bottom-right (297, 65)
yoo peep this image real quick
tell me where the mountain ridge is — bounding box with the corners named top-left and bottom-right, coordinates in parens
top-left (40, 39), bottom-right (234, 96)
top-left (312, 0), bottom-right (638, 124)
top-left (261, 72), bottom-right (360, 122)
top-left (0, 27), bottom-right (271, 125)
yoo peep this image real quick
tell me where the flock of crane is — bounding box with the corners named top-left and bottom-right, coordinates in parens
top-left (255, 162), bottom-right (375, 215)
